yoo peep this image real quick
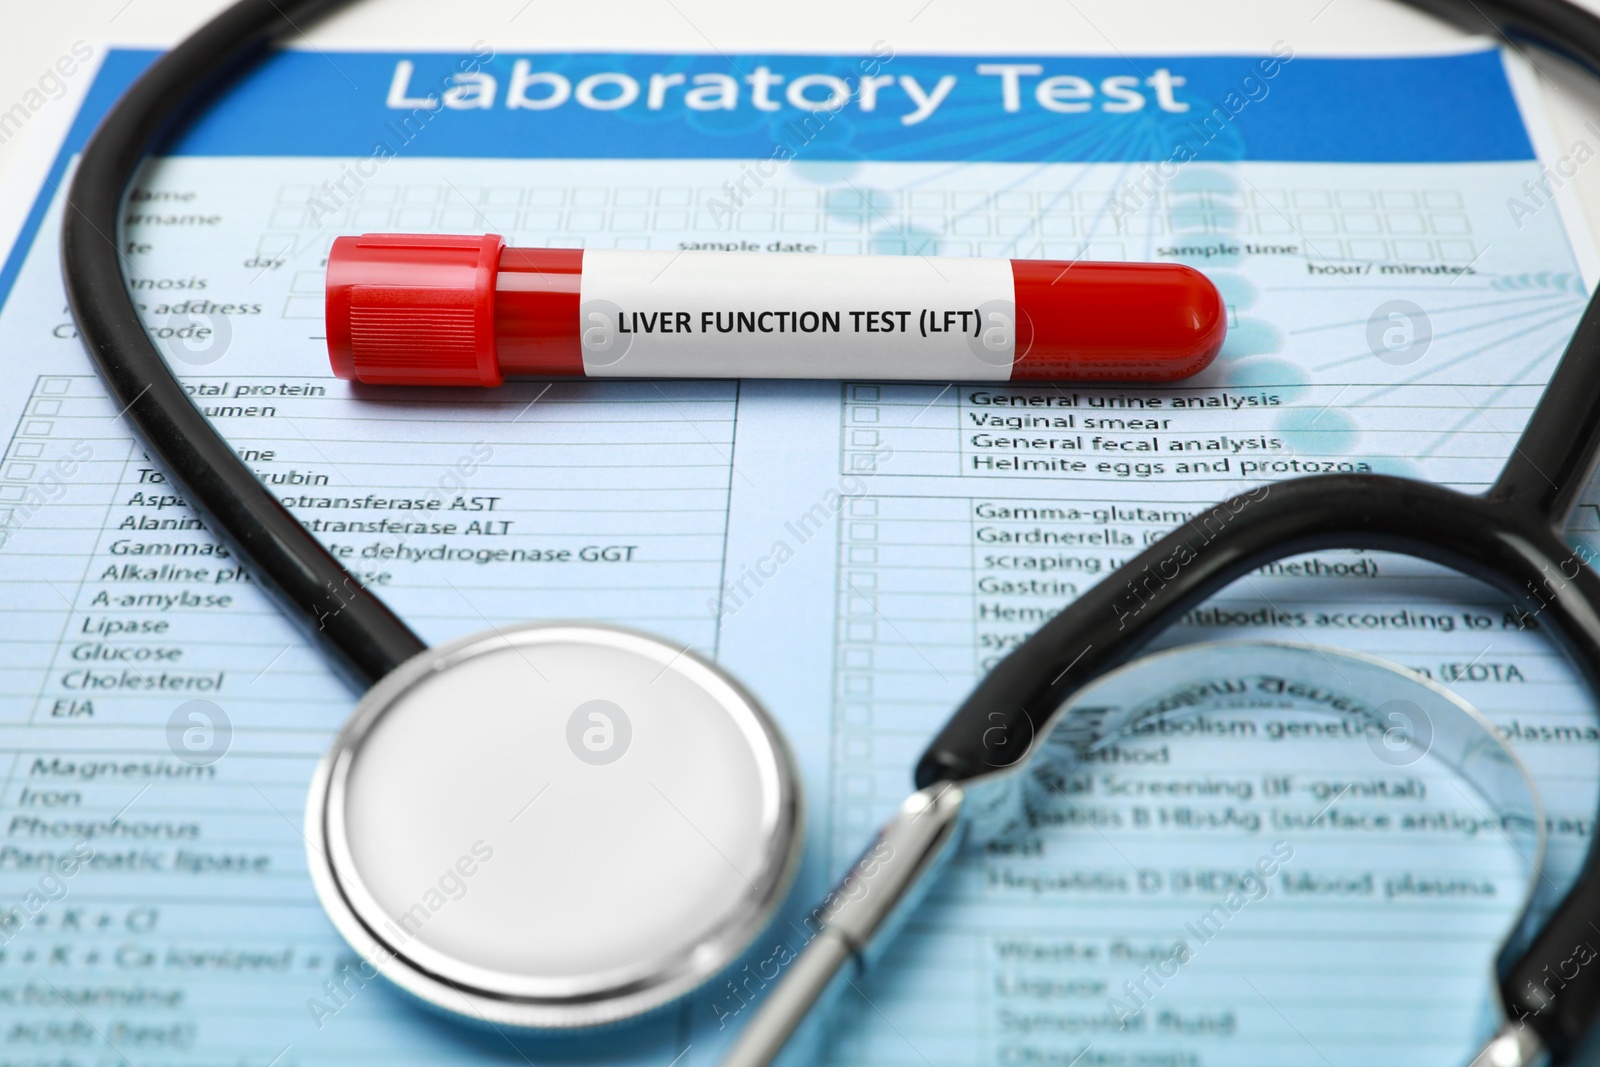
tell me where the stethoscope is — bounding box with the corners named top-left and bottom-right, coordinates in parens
top-left (57, 0), bottom-right (1600, 1063)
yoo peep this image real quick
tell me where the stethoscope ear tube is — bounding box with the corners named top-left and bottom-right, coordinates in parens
top-left (61, 0), bottom-right (420, 688)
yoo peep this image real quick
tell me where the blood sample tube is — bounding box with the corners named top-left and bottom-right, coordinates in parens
top-left (325, 233), bottom-right (1225, 387)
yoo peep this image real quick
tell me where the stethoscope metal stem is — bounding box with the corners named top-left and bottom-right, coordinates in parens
top-left (722, 783), bottom-right (967, 1067)
top-left (1469, 1022), bottom-right (1547, 1067)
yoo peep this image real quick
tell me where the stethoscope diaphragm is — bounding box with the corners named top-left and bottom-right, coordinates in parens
top-left (305, 622), bottom-right (803, 1028)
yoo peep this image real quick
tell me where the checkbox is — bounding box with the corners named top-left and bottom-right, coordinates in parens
top-left (843, 736), bottom-right (871, 760)
top-left (22, 421), bottom-right (53, 436)
top-left (844, 675), bottom-right (873, 696)
top-left (850, 429), bottom-right (879, 447)
top-left (1386, 212), bottom-right (1427, 235)
top-left (849, 523), bottom-right (878, 541)
top-left (284, 296), bottom-right (323, 320)
top-left (849, 499), bottom-right (878, 517)
top-left (848, 546), bottom-right (877, 564)
top-left (5, 463), bottom-right (37, 480)
top-left (30, 400), bottom-right (61, 416)
top-left (847, 571), bottom-right (877, 589)
top-left (41, 379), bottom-right (70, 395)
top-left (257, 233), bottom-right (295, 258)
top-left (842, 703), bottom-right (872, 725)
top-left (843, 648), bottom-right (873, 669)
top-left (849, 453), bottom-right (877, 472)
top-left (846, 621), bottom-right (876, 642)
top-left (12, 442), bottom-right (42, 458)
top-left (851, 407), bottom-right (880, 424)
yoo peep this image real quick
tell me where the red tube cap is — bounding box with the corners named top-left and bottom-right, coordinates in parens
top-left (326, 233), bottom-right (505, 387)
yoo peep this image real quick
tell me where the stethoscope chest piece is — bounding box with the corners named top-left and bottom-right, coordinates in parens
top-left (304, 622), bottom-right (803, 1029)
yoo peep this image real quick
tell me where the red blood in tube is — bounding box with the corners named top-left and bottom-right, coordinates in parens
top-left (493, 247), bottom-right (585, 377)
top-left (326, 233), bottom-right (1226, 386)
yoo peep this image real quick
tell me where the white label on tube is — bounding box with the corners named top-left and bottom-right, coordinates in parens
top-left (577, 250), bottom-right (1016, 380)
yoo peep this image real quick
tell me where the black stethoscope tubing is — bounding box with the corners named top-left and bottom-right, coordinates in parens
top-left (59, 0), bottom-right (1600, 1057)
top-left (63, 0), bottom-right (424, 689)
